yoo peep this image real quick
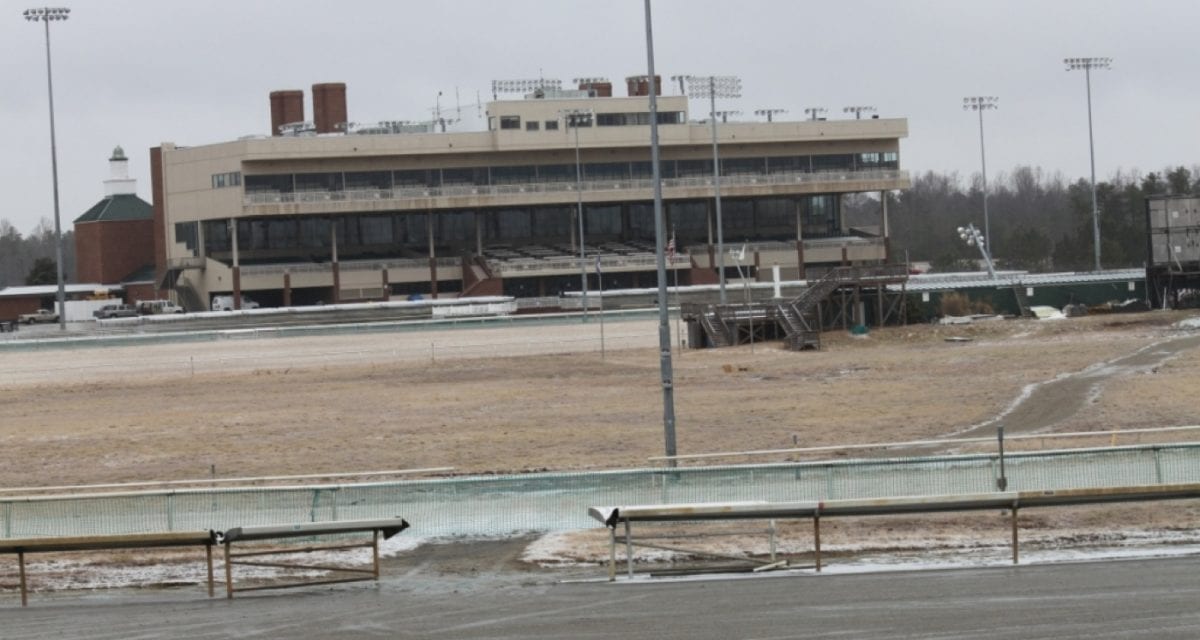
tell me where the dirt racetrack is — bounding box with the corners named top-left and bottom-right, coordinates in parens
top-left (1, 310), bottom-right (1199, 489)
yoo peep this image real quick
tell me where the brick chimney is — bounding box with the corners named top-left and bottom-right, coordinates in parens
top-left (312, 83), bottom-right (348, 134)
top-left (269, 90), bottom-right (304, 136)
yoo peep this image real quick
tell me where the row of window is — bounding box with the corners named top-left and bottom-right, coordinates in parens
top-left (493, 111), bottom-right (686, 131)
top-left (193, 194), bottom-right (843, 255)
top-left (211, 171), bottom-right (242, 189)
top-left (243, 152), bottom-right (899, 193)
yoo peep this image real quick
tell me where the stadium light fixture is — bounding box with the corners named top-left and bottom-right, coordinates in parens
top-left (963, 96), bottom-right (998, 259)
top-left (842, 105), bottom-right (876, 120)
top-left (683, 74), bottom-right (742, 304)
top-left (24, 6), bottom-right (70, 331)
top-left (803, 107), bottom-right (827, 121)
top-left (1064, 57), bottom-right (1112, 271)
top-left (490, 78), bottom-right (562, 100)
top-left (957, 223), bottom-right (996, 279)
top-left (753, 108), bottom-right (786, 122)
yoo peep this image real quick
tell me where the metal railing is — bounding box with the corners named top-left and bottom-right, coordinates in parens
top-left (243, 170), bottom-right (909, 207)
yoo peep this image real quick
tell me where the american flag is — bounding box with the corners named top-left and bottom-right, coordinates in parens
top-left (666, 234), bottom-right (676, 261)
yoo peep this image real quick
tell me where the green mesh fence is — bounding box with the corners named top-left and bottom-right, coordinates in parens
top-left (4, 444), bottom-right (1199, 540)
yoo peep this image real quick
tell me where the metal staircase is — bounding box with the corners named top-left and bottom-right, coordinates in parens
top-left (698, 309), bottom-right (732, 347)
top-left (774, 267), bottom-right (862, 350)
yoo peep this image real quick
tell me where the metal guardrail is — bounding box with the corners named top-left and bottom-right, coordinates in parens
top-left (591, 482), bottom-right (1200, 579)
top-left (243, 170), bottom-right (909, 206)
top-left (1, 518), bottom-right (409, 606)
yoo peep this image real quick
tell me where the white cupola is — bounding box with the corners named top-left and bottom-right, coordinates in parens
top-left (103, 145), bottom-right (137, 196)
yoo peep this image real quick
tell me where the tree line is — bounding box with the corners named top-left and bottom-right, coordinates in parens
top-left (2, 164), bottom-right (1197, 289)
top-left (0, 218), bottom-right (74, 289)
top-left (869, 164), bottom-right (1200, 272)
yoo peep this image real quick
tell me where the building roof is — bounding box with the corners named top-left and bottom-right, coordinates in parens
top-left (74, 193), bottom-right (152, 224)
top-left (0, 283), bottom-right (121, 298)
top-left (893, 269), bottom-right (1145, 293)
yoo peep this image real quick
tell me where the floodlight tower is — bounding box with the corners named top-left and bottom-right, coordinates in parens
top-left (1064, 57), bottom-right (1112, 271)
top-left (963, 96), bottom-right (998, 259)
top-left (754, 108), bottom-right (786, 122)
top-left (23, 6), bottom-right (70, 331)
top-left (842, 105), bottom-right (876, 120)
top-left (684, 74), bottom-right (742, 304)
top-left (803, 107), bottom-right (827, 121)
top-left (490, 77), bottom-right (562, 100)
top-left (669, 74), bottom-right (689, 96)
top-left (560, 107), bottom-right (594, 318)
top-left (957, 223), bottom-right (996, 279)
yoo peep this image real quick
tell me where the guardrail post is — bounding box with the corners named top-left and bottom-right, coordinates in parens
top-left (608, 526), bottom-right (617, 582)
top-left (813, 515), bottom-right (822, 572)
top-left (625, 520), bottom-right (634, 579)
top-left (1010, 507), bottom-right (1019, 564)
top-left (19, 551), bottom-right (27, 607)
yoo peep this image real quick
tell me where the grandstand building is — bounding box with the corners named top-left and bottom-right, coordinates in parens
top-left (152, 77), bottom-right (909, 311)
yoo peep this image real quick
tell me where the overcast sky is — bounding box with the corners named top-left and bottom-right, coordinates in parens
top-left (3, 0), bottom-right (1197, 235)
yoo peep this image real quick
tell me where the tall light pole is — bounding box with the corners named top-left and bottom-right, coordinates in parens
top-left (561, 108), bottom-right (594, 319)
top-left (682, 74), bottom-right (741, 304)
top-left (1065, 57), bottom-right (1111, 271)
top-left (644, 0), bottom-right (677, 466)
top-left (963, 96), bottom-right (998, 259)
top-left (842, 105), bottom-right (876, 120)
top-left (24, 6), bottom-right (70, 331)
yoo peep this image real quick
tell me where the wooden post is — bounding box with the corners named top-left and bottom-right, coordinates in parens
top-left (224, 541), bottom-right (234, 599)
top-left (18, 550), bottom-right (27, 607)
top-left (206, 542), bottom-right (214, 598)
top-left (813, 516), bottom-right (822, 572)
top-left (372, 530), bottom-right (381, 580)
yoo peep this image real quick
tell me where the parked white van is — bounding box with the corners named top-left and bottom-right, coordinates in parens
top-left (210, 295), bottom-right (260, 312)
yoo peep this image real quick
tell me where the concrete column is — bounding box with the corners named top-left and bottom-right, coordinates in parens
top-left (796, 199), bottom-right (806, 280)
top-left (381, 268), bottom-right (390, 301)
top-left (475, 212), bottom-right (483, 256)
top-left (427, 212), bottom-right (438, 299)
top-left (331, 220), bottom-right (340, 304)
top-left (283, 271), bottom-right (292, 307)
top-left (230, 219), bottom-right (241, 311)
top-left (881, 190), bottom-right (891, 263)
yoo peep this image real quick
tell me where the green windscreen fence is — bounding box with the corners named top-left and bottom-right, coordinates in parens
top-left (3, 444), bottom-right (1198, 540)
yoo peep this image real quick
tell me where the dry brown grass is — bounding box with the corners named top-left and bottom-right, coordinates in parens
top-left (0, 311), bottom-right (1198, 488)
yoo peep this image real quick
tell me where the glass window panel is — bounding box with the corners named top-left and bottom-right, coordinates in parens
top-left (586, 205), bottom-right (621, 237)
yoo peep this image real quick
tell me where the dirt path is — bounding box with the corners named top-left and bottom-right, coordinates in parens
top-left (956, 333), bottom-right (1200, 438)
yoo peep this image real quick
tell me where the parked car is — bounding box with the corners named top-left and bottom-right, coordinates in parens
top-left (211, 295), bottom-right (260, 312)
top-left (18, 309), bottom-right (59, 324)
top-left (136, 300), bottom-right (185, 315)
top-left (93, 304), bottom-right (138, 319)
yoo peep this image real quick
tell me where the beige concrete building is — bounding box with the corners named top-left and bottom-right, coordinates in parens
top-left (152, 79), bottom-right (909, 310)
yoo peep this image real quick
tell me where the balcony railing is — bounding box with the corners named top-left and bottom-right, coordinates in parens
top-left (243, 169), bottom-right (908, 207)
